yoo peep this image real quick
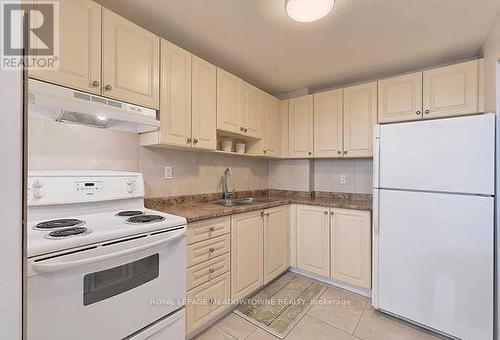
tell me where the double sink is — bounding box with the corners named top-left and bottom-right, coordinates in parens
top-left (211, 197), bottom-right (273, 207)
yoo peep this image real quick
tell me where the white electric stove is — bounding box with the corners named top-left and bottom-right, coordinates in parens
top-left (26, 171), bottom-right (187, 340)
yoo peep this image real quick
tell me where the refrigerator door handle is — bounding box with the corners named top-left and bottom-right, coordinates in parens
top-left (373, 189), bottom-right (380, 236)
top-left (373, 125), bottom-right (381, 188)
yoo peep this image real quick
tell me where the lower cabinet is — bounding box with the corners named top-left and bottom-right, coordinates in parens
top-left (231, 211), bottom-right (264, 300)
top-left (295, 205), bottom-right (371, 289)
top-left (296, 205), bottom-right (330, 277)
top-left (264, 206), bottom-right (290, 284)
top-left (330, 209), bottom-right (371, 289)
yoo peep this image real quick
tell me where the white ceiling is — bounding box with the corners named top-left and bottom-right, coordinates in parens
top-left (97, 0), bottom-right (500, 97)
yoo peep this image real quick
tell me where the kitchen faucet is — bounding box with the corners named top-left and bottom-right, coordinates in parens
top-left (222, 168), bottom-right (235, 200)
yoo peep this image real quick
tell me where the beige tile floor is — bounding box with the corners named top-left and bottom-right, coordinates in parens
top-left (194, 279), bottom-right (446, 340)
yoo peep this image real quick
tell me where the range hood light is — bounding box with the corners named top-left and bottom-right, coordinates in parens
top-left (285, 0), bottom-right (335, 23)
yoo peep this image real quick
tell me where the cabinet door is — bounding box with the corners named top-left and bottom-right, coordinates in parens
top-left (288, 95), bottom-right (314, 158)
top-left (217, 68), bottom-right (241, 134)
top-left (314, 89), bottom-right (343, 158)
top-left (378, 72), bottom-right (423, 123)
top-left (231, 211), bottom-right (264, 300)
top-left (331, 209), bottom-right (371, 289)
top-left (296, 205), bottom-right (330, 277)
top-left (423, 60), bottom-right (480, 119)
top-left (30, 0), bottom-right (101, 94)
top-left (159, 39), bottom-right (192, 147)
top-left (343, 82), bottom-right (377, 158)
top-left (280, 100), bottom-right (289, 158)
top-left (241, 84), bottom-right (262, 138)
top-left (102, 9), bottom-right (160, 109)
top-left (262, 94), bottom-right (278, 156)
top-left (192, 56), bottom-right (217, 150)
top-left (264, 206), bottom-right (289, 284)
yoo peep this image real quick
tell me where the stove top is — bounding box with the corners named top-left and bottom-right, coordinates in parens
top-left (46, 227), bottom-right (91, 239)
top-left (125, 214), bottom-right (165, 224)
top-left (115, 210), bottom-right (144, 217)
top-left (34, 218), bottom-right (85, 230)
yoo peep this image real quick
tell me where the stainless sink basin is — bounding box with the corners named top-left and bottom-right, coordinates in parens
top-left (211, 197), bottom-right (272, 207)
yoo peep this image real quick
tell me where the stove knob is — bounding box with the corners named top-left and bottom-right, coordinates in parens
top-left (33, 179), bottom-right (44, 188)
top-left (34, 188), bottom-right (44, 199)
top-left (126, 179), bottom-right (133, 185)
top-left (127, 186), bottom-right (134, 193)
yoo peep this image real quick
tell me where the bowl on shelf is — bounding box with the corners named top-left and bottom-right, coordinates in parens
top-left (221, 139), bottom-right (233, 152)
top-left (235, 142), bottom-right (246, 154)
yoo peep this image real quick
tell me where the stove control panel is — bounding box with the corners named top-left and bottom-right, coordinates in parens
top-left (75, 181), bottom-right (104, 194)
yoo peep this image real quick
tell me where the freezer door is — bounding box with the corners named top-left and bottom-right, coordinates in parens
top-left (377, 190), bottom-right (493, 340)
top-left (378, 113), bottom-right (494, 194)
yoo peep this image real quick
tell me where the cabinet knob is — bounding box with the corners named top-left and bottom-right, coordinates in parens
top-left (324, 211), bottom-right (328, 215)
top-left (240, 127), bottom-right (244, 131)
top-left (425, 109), bottom-right (430, 114)
top-left (104, 84), bottom-right (112, 91)
top-left (416, 110), bottom-right (421, 115)
top-left (91, 80), bottom-right (100, 88)
top-left (186, 138), bottom-right (192, 144)
top-left (330, 211), bottom-right (334, 215)
top-left (208, 247), bottom-right (215, 253)
top-left (308, 152), bottom-right (312, 156)
top-left (263, 150), bottom-right (267, 154)
top-left (209, 226), bottom-right (215, 232)
top-left (337, 151), bottom-right (341, 155)
top-left (209, 268), bottom-right (215, 274)
top-left (193, 138), bottom-right (199, 144)
top-left (343, 150), bottom-right (348, 155)
top-left (261, 211), bottom-right (265, 218)
top-left (244, 128), bottom-right (248, 132)
top-left (266, 213), bottom-right (270, 217)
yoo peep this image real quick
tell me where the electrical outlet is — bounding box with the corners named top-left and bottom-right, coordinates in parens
top-left (340, 174), bottom-right (347, 185)
top-left (164, 167), bottom-right (173, 179)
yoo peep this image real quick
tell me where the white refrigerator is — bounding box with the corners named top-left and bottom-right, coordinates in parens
top-left (372, 113), bottom-right (495, 340)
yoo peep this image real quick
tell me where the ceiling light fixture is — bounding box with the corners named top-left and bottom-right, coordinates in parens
top-left (285, 0), bottom-right (335, 23)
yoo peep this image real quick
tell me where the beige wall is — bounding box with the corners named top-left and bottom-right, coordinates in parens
top-left (140, 147), bottom-right (269, 198)
top-left (314, 159), bottom-right (372, 194)
top-left (268, 160), bottom-right (313, 192)
top-left (483, 9), bottom-right (500, 112)
top-left (28, 118), bottom-right (140, 171)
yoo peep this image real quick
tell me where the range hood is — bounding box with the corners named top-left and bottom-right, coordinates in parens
top-left (28, 79), bottom-right (160, 133)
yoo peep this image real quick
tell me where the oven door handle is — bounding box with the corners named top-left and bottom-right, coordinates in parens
top-left (31, 229), bottom-right (186, 273)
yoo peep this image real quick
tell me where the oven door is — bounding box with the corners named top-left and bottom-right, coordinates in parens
top-left (27, 227), bottom-right (186, 340)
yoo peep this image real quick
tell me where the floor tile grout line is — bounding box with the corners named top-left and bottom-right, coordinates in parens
top-left (304, 313), bottom-right (364, 340)
top-left (352, 300), bottom-right (369, 337)
top-left (214, 324), bottom-right (239, 340)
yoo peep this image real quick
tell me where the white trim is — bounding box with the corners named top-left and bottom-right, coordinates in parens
top-left (289, 267), bottom-right (372, 298)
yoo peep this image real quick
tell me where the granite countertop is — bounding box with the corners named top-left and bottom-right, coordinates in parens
top-left (145, 190), bottom-right (372, 223)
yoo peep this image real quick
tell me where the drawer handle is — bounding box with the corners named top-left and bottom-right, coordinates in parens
top-left (209, 226), bottom-right (215, 232)
top-left (209, 268), bottom-right (215, 274)
top-left (104, 84), bottom-right (112, 91)
top-left (208, 247), bottom-right (215, 253)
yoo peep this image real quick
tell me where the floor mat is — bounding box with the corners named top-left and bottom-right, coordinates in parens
top-left (234, 272), bottom-right (327, 338)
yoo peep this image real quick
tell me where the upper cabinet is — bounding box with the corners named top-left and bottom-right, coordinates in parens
top-left (191, 56), bottom-right (217, 150)
top-left (262, 94), bottom-right (280, 157)
top-left (102, 9), bottom-right (160, 109)
top-left (314, 89), bottom-right (343, 158)
top-left (159, 39), bottom-right (192, 147)
top-left (240, 83), bottom-right (262, 138)
top-left (217, 68), bottom-right (242, 134)
top-left (378, 72), bottom-right (423, 123)
top-left (280, 100), bottom-right (289, 158)
top-left (288, 95), bottom-right (314, 158)
top-left (29, 0), bottom-right (102, 94)
top-left (423, 59), bottom-right (481, 119)
top-left (343, 82), bottom-right (377, 158)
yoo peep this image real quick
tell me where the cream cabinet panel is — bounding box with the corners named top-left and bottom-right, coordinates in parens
top-left (159, 39), bottom-right (192, 147)
top-left (187, 253), bottom-right (231, 290)
top-left (378, 72), bottom-right (423, 123)
top-left (217, 68), bottom-right (241, 134)
top-left (314, 89), bottom-right (343, 158)
top-left (187, 235), bottom-right (231, 267)
top-left (262, 94), bottom-right (280, 157)
top-left (280, 100), bottom-right (289, 158)
top-left (289, 95), bottom-right (314, 158)
top-left (192, 56), bottom-right (217, 150)
top-left (30, 0), bottom-right (101, 94)
top-left (187, 216), bottom-right (230, 245)
top-left (102, 9), bottom-right (160, 109)
top-left (264, 206), bottom-right (289, 284)
top-left (423, 60), bottom-right (480, 119)
top-left (231, 211), bottom-right (264, 300)
top-left (240, 83), bottom-right (262, 138)
top-left (343, 82), bottom-right (377, 158)
top-left (186, 272), bottom-right (231, 334)
top-left (331, 209), bottom-right (371, 289)
top-left (296, 205), bottom-right (330, 277)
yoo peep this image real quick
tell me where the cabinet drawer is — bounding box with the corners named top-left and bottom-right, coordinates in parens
top-left (187, 217), bottom-right (230, 245)
top-left (187, 234), bottom-right (231, 267)
top-left (187, 253), bottom-right (230, 290)
top-left (186, 272), bottom-right (231, 334)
